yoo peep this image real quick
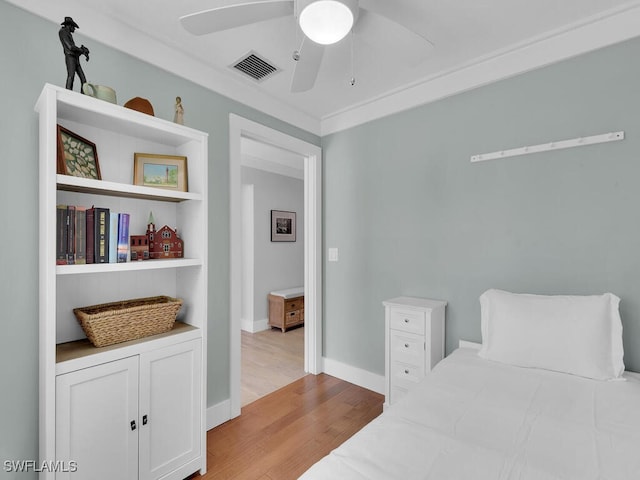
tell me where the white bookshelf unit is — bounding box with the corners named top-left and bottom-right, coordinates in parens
top-left (36, 84), bottom-right (208, 480)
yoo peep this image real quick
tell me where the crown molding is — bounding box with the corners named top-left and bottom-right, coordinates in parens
top-left (320, 3), bottom-right (640, 135)
top-left (8, 0), bottom-right (322, 136)
top-left (10, 0), bottom-right (640, 138)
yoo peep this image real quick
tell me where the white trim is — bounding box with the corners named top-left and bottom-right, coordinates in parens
top-left (459, 340), bottom-right (482, 350)
top-left (321, 3), bottom-right (640, 135)
top-left (241, 184), bottom-right (255, 336)
top-left (7, 0), bottom-right (321, 136)
top-left (229, 114), bottom-right (322, 419)
top-left (322, 357), bottom-right (385, 395)
top-left (242, 154), bottom-right (305, 180)
top-left (471, 131), bottom-right (624, 163)
top-left (10, 1), bottom-right (640, 137)
top-left (241, 318), bottom-right (270, 333)
top-left (206, 399), bottom-right (232, 430)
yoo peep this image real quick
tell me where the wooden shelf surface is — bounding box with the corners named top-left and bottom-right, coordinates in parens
top-left (56, 322), bottom-right (198, 364)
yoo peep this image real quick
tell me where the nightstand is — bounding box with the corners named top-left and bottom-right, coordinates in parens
top-left (383, 296), bottom-right (447, 407)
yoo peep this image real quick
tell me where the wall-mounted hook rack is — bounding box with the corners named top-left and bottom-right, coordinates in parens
top-left (471, 131), bottom-right (624, 163)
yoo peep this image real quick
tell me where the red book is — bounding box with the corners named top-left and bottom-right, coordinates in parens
top-left (56, 205), bottom-right (67, 265)
top-left (66, 206), bottom-right (76, 265)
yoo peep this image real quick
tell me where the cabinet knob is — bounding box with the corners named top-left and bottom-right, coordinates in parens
top-left (404, 369), bottom-right (409, 374)
top-left (130, 420), bottom-right (137, 431)
top-left (404, 343), bottom-right (409, 348)
top-left (404, 318), bottom-right (409, 323)
top-left (142, 415), bottom-right (148, 426)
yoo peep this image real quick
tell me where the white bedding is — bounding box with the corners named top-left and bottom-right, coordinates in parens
top-left (299, 348), bottom-right (640, 480)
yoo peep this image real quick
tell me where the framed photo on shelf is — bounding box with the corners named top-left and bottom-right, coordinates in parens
top-left (271, 210), bottom-right (296, 242)
top-left (133, 153), bottom-right (188, 192)
top-left (56, 125), bottom-right (101, 180)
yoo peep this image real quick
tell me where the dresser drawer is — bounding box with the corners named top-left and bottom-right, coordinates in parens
top-left (391, 361), bottom-right (425, 390)
top-left (390, 331), bottom-right (425, 366)
top-left (391, 385), bottom-right (409, 405)
top-left (285, 310), bottom-right (301, 327)
top-left (389, 309), bottom-right (425, 334)
top-left (284, 297), bottom-right (304, 312)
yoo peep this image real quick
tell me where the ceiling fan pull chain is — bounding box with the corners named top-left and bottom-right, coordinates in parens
top-left (292, 0), bottom-right (302, 62)
top-left (293, 35), bottom-right (305, 62)
top-left (350, 30), bottom-right (356, 86)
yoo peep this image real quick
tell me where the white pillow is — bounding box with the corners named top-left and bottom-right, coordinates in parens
top-left (478, 289), bottom-right (624, 380)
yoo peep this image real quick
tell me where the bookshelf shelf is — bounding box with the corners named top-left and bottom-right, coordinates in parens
top-left (57, 175), bottom-right (202, 202)
top-left (36, 83), bottom-right (208, 480)
top-left (56, 258), bottom-right (202, 275)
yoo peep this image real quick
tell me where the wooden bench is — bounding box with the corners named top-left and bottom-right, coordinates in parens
top-left (268, 287), bottom-right (304, 332)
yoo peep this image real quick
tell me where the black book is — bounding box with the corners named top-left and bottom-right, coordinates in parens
top-left (88, 206), bottom-right (110, 263)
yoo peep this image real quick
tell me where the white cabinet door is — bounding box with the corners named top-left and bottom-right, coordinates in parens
top-left (56, 356), bottom-right (139, 480)
top-left (138, 339), bottom-right (202, 480)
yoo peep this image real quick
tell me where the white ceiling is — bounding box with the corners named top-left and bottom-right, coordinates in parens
top-left (11, 0), bottom-right (640, 135)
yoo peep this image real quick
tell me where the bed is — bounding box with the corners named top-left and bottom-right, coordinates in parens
top-left (299, 290), bottom-right (640, 480)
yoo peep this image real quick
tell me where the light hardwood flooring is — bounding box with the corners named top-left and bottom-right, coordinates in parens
top-left (194, 373), bottom-right (384, 480)
top-left (242, 326), bottom-right (306, 406)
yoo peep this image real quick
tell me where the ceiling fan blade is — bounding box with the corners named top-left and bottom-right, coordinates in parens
top-left (358, 0), bottom-right (434, 46)
top-left (290, 38), bottom-right (325, 93)
top-left (180, 0), bottom-right (294, 36)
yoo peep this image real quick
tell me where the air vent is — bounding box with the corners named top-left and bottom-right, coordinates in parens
top-left (231, 52), bottom-right (279, 82)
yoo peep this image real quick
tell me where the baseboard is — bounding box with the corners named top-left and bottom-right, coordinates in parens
top-left (241, 317), bottom-right (270, 333)
top-left (321, 357), bottom-right (385, 395)
top-left (206, 399), bottom-right (233, 430)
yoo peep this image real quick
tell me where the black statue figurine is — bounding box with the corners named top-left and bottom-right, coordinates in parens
top-left (59, 17), bottom-right (90, 91)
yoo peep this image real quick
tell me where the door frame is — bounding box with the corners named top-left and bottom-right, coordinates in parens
top-left (229, 114), bottom-right (322, 418)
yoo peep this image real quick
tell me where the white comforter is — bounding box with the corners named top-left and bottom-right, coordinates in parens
top-left (299, 348), bottom-right (640, 480)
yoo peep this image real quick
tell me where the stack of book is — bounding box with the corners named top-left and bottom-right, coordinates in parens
top-left (56, 205), bottom-right (130, 265)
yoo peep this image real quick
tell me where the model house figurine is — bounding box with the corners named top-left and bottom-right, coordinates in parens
top-left (130, 235), bottom-right (149, 261)
top-left (146, 212), bottom-right (184, 259)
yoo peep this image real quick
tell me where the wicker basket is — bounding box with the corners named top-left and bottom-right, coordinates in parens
top-left (73, 296), bottom-right (183, 347)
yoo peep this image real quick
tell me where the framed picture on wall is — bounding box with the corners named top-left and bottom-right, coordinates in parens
top-left (271, 210), bottom-right (296, 242)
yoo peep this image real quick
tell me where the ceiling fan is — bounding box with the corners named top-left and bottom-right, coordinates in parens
top-left (180, 0), bottom-right (433, 92)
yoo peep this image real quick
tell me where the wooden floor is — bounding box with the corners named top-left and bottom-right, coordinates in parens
top-left (241, 326), bottom-right (306, 406)
top-left (195, 374), bottom-right (384, 480)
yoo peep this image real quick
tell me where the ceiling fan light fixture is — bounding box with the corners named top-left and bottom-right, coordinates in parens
top-left (299, 0), bottom-right (355, 45)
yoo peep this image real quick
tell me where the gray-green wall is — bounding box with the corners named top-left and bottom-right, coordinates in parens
top-left (323, 34), bottom-right (640, 377)
top-left (0, 1), bottom-right (318, 475)
top-left (3, 0), bottom-right (640, 476)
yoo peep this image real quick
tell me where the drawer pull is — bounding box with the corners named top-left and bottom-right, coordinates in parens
top-left (404, 318), bottom-right (409, 323)
top-left (404, 343), bottom-right (409, 348)
top-left (404, 369), bottom-right (410, 374)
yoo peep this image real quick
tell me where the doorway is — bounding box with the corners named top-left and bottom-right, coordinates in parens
top-left (229, 114), bottom-right (322, 418)
top-left (240, 142), bottom-right (305, 406)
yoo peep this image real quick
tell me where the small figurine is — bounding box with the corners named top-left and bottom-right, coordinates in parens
top-left (59, 17), bottom-right (90, 92)
top-left (130, 235), bottom-right (149, 261)
top-left (145, 212), bottom-right (184, 259)
top-left (174, 96), bottom-right (184, 125)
